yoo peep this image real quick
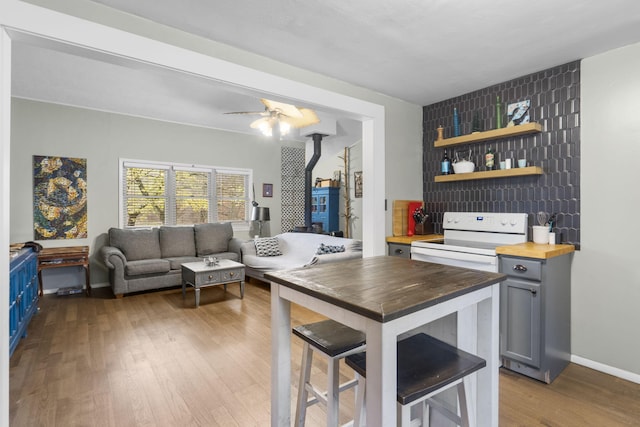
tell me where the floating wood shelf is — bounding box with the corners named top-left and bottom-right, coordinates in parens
top-left (434, 166), bottom-right (543, 183)
top-left (434, 122), bottom-right (542, 148)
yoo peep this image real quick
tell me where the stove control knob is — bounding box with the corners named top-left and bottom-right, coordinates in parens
top-left (510, 219), bottom-right (518, 226)
top-left (501, 219), bottom-right (508, 226)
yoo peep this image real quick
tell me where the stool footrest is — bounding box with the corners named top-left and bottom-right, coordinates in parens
top-left (304, 377), bottom-right (359, 408)
top-left (426, 392), bottom-right (464, 425)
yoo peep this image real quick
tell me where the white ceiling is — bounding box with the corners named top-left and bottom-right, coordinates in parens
top-left (11, 0), bottom-right (640, 136)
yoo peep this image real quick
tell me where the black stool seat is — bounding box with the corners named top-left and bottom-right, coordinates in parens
top-left (345, 333), bottom-right (486, 405)
top-left (293, 319), bottom-right (366, 357)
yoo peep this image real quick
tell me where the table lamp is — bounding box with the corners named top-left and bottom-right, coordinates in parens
top-left (251, 206), bottom-right (270, 237)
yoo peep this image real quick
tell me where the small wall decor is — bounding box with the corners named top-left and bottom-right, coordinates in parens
top-left (263, 183), bottom-right (273, 197)
top-left (354, 171), bottom-right (363, 198)
top-left (507, 100), bottom-right (531, 126)
top-left (33, 155), bottom-right (87, 240)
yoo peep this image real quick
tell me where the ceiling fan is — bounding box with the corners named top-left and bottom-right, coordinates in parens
top-left (225, 98), bottom-right (319, 137)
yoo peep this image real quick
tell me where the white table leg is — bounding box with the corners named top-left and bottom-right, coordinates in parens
top-left (365, 321), bottom-right (396, 427)
top-left (458, 302), bottom-right (478, 426)
top-left (475, 283), bottom-right (500, 427)
top-left (271, 282), bottom-right (292, 427)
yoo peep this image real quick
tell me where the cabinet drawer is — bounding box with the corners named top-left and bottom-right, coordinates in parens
top-left (220, 268), bottom-right (244, 282)
top-left (500, 257), bottom-right (542, 281)
top-left (388, 243), bottom-right (410, 259)
top-left (196, 271), bottom-right (220, 285)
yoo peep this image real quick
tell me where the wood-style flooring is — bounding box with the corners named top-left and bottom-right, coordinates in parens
top-left (9, 281), bottom-right (640, 426)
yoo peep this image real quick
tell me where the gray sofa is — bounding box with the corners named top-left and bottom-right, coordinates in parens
top-left (99, 223), bottom-right (242, 297)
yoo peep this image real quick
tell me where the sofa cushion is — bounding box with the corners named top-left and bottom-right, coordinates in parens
top-left (165, 256), bottom-right (201, 270)
top-left (255, 237), bottom-right (282, 257)
top-left (194, 222), bottom-right (233, 256)
top-left (125, 259), bottom-right (171, 276)
top-left (159, 226), bottom-right (196, 258)
top-left (109, 228), bottom-right (161, 261)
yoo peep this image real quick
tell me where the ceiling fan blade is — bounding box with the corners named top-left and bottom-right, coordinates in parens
top-left (224, 111), bottom-right (267, 115)
top-left (281, 107), bottom-right (320, 128)
top-left (261, 98), bottom-right (304, 119)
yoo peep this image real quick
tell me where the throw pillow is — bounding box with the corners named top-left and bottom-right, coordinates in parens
top-left (316, 243), bottom-right (345, 255)
top-left (255, 237), bottom-right (282, 257)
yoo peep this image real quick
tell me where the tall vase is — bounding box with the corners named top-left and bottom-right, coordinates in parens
top-left (453, 108), bottom-right (460, 137)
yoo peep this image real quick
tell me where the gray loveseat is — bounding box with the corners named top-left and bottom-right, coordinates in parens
top-left (99, 223), bottom-right (242, 297)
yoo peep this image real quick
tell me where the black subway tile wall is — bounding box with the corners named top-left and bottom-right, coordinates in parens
top-left (422, 61), bottom-right (580, 247)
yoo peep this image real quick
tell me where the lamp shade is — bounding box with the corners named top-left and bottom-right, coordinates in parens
top-left (251, 206), bottom-right (270, 221)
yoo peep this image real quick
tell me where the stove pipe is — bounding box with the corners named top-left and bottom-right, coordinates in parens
top-left (304, 133), bottom-right (327, 230)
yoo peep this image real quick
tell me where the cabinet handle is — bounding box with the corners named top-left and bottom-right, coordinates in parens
top-left (208, 275), bottom-right (213, 280)
top-left (230, 272), bottom-right (235, 277)
top-left (513, 264), bottom-right (528, 272)
top-left (530, 289), bottom-right (538, 296)
top-left (395, 249), bottom-right (404, 255)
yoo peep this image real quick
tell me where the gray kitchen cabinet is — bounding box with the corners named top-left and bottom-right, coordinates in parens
top-left (499, 253), bottom-right (571, 383)
top-left (387, 242), bottom-right (411, 258)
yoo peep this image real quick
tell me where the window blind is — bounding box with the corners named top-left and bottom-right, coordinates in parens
top-left (120, 159), bottom-right (251, 228)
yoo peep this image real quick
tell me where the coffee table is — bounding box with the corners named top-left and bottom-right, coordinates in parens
top-left (181, 259), bottom-right (245, 307)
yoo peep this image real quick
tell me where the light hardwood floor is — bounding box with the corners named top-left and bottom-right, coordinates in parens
top-left (10, 281), bottom-right (640, 426)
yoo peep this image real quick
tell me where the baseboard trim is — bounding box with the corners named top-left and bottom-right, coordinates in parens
top-left (90, 282), bottom-right (111, 289)
top-left (571, 354), bottom-right (640, 384)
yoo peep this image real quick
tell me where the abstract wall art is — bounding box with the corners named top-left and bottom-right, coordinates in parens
top-left (33, 155), bottom-right (87, 240)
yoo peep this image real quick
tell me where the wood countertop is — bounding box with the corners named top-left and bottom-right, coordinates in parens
top-left (496, 242), bottom-right (575, 259)
top-left (387, 235), bottom-right (574, 259)
top-left (386, 234), bottom-right (443, 245)
top-left (265, 256), bottom-right (505, 322)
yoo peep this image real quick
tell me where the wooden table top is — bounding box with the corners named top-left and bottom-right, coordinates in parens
top-left (38, 246), bottom-right (89, 259)
top-left (265, 256), bottom-right (505, 323)
top-left (386, 234), bottom-right (444, 245)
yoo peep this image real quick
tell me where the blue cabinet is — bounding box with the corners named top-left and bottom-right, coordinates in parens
top-left (9, 248), bottom-right (39, 357)
top-left (311, 187), bottom-right (340, 233)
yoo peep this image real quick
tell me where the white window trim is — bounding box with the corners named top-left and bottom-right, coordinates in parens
top-left (119, 158), bottom-right (252, 232)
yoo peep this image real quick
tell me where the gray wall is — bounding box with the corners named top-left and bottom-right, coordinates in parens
top-left (576, 42), bottom-right (640, 378)
top-left (10, 98), bottom-right (294, 289)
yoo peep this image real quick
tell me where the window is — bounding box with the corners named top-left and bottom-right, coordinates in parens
top-left (120, 159), bottom-right (252, 228)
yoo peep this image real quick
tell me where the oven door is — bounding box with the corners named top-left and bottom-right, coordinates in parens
top-left (410, 246), bottom-right (498, 272)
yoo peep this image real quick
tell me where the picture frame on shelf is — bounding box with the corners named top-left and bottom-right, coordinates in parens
top-left (507, 100), bottom-right (531, 126)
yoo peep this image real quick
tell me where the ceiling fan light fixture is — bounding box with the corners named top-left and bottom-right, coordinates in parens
top-left (258, 121), bottom-right (272, 136)
top-left (279, 120), bottom-right (291, 136)
top-left (227, 98), bottom-right (319, 138)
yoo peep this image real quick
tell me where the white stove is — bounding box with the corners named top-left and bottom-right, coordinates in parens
top-left (411, 212), bottom-right (528, 272)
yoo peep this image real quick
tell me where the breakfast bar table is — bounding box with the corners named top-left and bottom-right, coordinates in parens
top-left (266, 256), bottom-right (505, 427)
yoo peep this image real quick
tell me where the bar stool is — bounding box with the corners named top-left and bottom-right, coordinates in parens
top-left (293, 319), bottom-right (366, 427)
top-left (345, 333), bottom-right (486, 427)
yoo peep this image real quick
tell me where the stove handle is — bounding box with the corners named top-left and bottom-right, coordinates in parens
top-left (513, 264), bottom-right (528, 272)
